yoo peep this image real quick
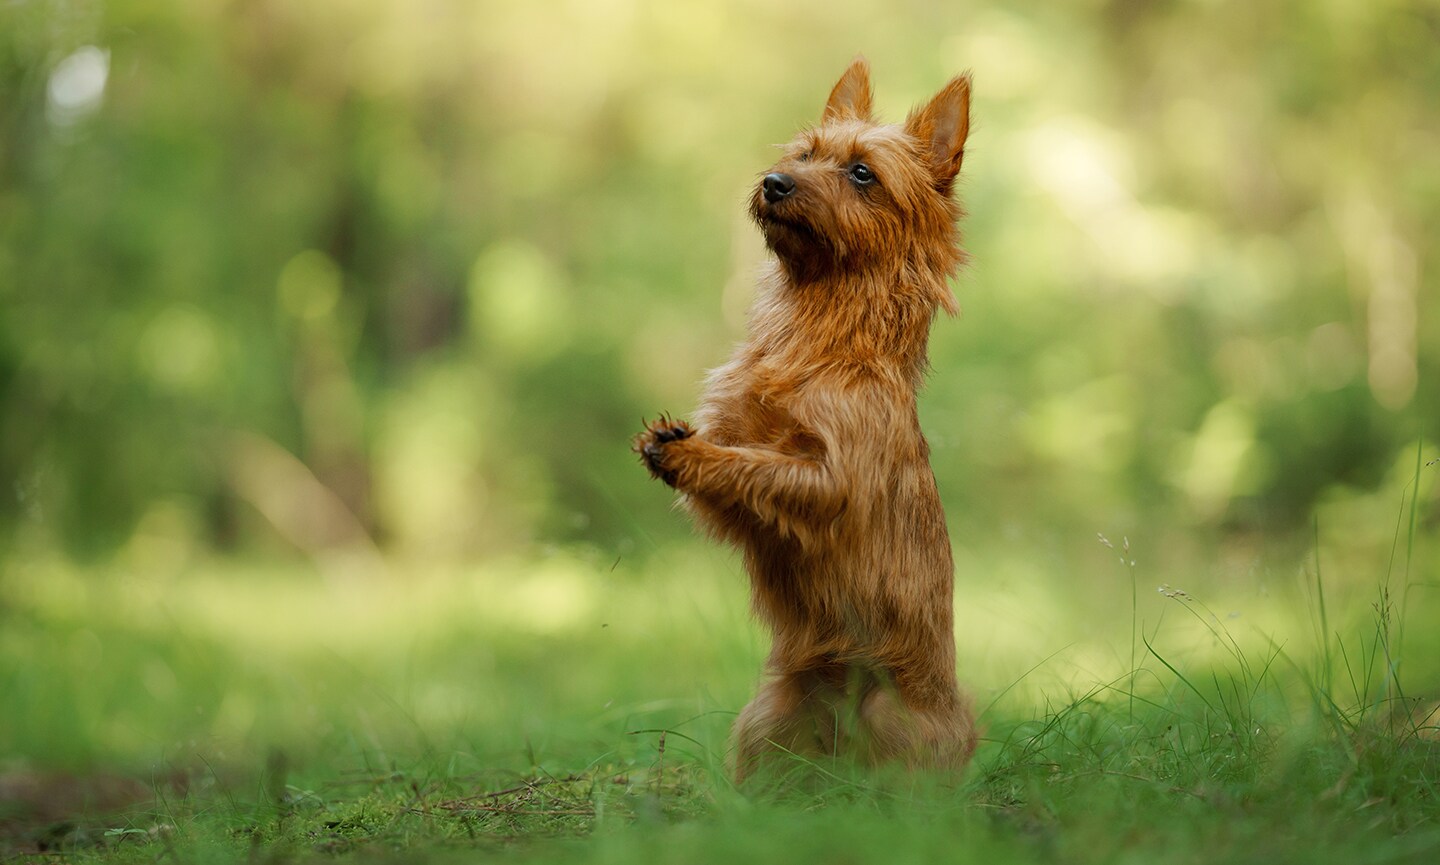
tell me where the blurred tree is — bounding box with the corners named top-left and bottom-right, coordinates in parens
top-left (0, 0), bottom-right (1434, 567)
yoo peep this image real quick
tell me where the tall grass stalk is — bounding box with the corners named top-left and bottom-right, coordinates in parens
top-left (1313, 515), bottom-right (1333, 709)
top-left (1097, 532), bottom-right (1139, 724)
top-left (1392, 437), bottom-right (1425, 700)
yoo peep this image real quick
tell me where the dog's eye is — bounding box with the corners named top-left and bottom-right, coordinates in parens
top-left (798, 151), bottom-right (812, 162)
top-left (849, 163), bottom-right (876, 185)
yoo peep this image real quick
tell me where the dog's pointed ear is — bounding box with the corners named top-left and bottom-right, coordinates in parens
top-left (904, 72), bottom-right (972, 193)
top-left (822, 57), bottom-right (873, 123)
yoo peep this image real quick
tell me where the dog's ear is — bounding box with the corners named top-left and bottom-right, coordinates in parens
top-left (904, 73), bottom-right (972, 193)
top-left (823, 57), bottom-right (873, 124)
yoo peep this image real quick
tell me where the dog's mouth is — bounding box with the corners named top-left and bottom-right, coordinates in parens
top-left (755, 209), bottom-right (838, 266)
top-left (755, 208), bottom-right (811, 234)
top-left (752, 197), bottom-right (820, 242)
top-left (748, 182), bottom-right (845, 275)
top-left (756, 210), bottom-right (819, 251)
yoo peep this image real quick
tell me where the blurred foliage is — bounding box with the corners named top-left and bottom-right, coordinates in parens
top-left (0, 0), bottom-right (1437, 570)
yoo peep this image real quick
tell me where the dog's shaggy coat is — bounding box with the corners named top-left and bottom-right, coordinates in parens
top-left (637, 58), bottom-right (977, 781)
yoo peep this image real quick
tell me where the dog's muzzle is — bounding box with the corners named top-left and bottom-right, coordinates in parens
top-left (762, 172), bottom-right (796, 204)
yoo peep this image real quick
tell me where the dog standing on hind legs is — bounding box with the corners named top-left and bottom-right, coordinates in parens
top-left (635, 58), bottom-right (978, 783)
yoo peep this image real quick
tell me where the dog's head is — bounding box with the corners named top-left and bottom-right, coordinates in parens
top-left (749, 57), bottom-right (970, 312)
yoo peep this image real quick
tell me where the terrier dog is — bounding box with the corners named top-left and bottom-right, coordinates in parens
top-left (636, 58), bottom-right (976, 781)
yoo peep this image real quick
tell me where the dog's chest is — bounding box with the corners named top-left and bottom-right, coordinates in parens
top-left (702, 358), bottom-right (818, 451)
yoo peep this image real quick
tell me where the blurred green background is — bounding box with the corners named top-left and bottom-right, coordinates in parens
top-left (1, 0), bottom-right (1437, 773)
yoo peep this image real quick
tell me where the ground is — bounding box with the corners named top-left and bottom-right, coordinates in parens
top-left (2, 528), bottom-right (1437, 864)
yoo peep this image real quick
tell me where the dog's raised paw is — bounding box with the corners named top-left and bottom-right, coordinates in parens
top-left (634, 415), bottom-right (693, 486)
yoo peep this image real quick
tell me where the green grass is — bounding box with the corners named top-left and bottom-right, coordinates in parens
top-left (2, 478), bottom-right (1438, 863)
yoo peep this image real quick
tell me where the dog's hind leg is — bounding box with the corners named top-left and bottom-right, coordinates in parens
top-left (732, 672), bottom-right (840, 784)
top-left (855, 680), bottom-right (977, 771)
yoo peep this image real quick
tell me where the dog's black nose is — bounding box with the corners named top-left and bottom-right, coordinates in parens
top-left (762, 172), bottom-right (796, 203)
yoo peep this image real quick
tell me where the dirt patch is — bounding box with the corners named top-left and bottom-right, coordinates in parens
top-left (0, 768), bottom-right (155, 854)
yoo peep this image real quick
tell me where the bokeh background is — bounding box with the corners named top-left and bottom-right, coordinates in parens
top-left (1, 0), bottom-right (1437, 775)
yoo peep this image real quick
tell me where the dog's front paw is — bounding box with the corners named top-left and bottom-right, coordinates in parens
top-left (633, 415), bottom-right (694, 488)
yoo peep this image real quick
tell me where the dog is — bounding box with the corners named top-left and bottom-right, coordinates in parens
top-left (635, 57), bottom-right (977, 782)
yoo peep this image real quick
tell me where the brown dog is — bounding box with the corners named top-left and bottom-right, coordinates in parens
top-left (635, 58), bottom-right (976, 782)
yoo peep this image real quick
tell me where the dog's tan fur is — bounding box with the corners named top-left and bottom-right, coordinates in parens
top-left (636, 58), bottom-right (977, 781)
